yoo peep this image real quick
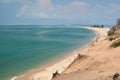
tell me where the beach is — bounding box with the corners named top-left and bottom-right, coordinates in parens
top-left (14, 27), bottom-right (110, 80)
top-left (52, 27), bottom-right (120, 80)
top-left (1, 0), bottom-right (120, 80)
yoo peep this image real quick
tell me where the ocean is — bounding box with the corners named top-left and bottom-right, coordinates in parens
top-left (0, 25), bottom-right (96, 80)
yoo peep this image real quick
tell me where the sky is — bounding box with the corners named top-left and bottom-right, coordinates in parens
top-left (0, 0), bottom-right (120, 25)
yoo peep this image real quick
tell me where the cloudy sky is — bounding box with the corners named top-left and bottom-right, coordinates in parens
top-left (0, 0), bottom-right (120, 25)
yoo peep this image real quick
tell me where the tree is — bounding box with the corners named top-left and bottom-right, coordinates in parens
top-left (101, 25), bottom-right (104, 28)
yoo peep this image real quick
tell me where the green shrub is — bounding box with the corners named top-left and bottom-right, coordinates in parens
top-left (113, 41), bottom-right (120, 48)
top-left (111, 26), bottom-right (116, 31)
top-left (108, 26), bottom-right (116, 36)
top-left (108, 31), bottom-right (115, 36)
top-left (109, 37), bottom-right (114, 41)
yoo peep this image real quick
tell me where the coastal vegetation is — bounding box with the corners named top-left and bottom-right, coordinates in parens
top-left (91, 25), bottom-right (104, 28)
top-left (108, 26), bottom-right (116, 36)
top-left (108, 18), bottom-right (120, 48)
top-left (113, 41), bottom-right (120, 48)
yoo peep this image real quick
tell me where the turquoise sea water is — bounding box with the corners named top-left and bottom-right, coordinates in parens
top-left (0, 25), bottom-right (95, 80)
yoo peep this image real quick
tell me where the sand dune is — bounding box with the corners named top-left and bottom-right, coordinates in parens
top-left (53, 28), bottom-right (120, 80)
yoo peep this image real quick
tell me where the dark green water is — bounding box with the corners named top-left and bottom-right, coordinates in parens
top-left (0, 25), bottom-right (95, 80)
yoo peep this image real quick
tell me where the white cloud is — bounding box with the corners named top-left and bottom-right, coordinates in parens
top-left (1, 0), bottom-right (120, 20)
top-left (16, 5), bottom-right (28, 17)
top-left (16, 0), bottom-right (88, 18)
top-left (69, 1), bottom-right (87, 7)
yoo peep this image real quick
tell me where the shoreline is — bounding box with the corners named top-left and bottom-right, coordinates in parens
top-left (53, 27), bottom-right (118, 80)
top-left (13, 27), bottom-right (109, 80)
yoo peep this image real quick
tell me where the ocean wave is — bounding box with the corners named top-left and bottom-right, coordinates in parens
top-left (0, 30), bottom-right (29, 32)
top-left (10, 76), bottom-right (18, 80)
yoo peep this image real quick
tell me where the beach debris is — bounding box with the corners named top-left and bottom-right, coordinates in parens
top-left (112, 73), bottom-right (120, 80)
top-left (52, 70), bottom-right (60, 78)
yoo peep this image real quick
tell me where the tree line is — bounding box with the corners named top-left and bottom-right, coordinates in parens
top-left (91, 25), bottom-right (104, 28)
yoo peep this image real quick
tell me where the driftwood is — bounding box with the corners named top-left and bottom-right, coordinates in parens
top-left (52, 70), bottom-right (60, 78)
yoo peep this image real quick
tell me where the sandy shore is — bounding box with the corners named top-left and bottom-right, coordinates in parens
top-left (52, 27), bottom-right (120, 80)
top-left (15, 27), bottom-right (109, 80)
